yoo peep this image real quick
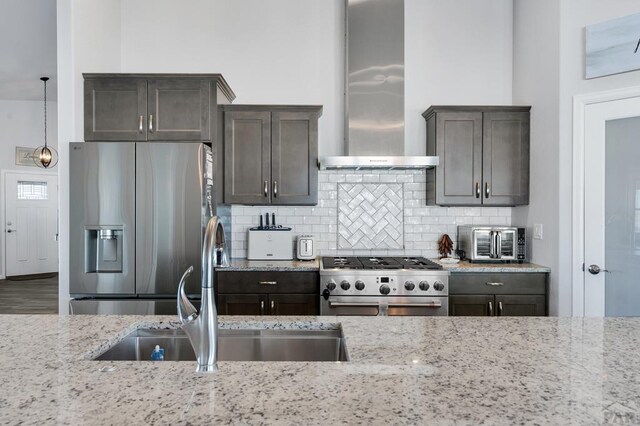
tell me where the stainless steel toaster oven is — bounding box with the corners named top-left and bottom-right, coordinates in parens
top-left (457, 226), bottom-right (527, 263)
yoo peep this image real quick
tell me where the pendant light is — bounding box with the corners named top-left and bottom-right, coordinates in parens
top-left (33, 77), bottom-right (58, 168)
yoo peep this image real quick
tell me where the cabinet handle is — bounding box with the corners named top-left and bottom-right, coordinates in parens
top-left (485, 282), bottom-right (504, 286)
top-left (485, 182), bottom-right (490, 198)
top-left (475, 182), bottom-right (480, 198)
top-left (264, 180), bottom-right (268, 197)
top-left (258, 281), bottom-right (277, 285)
top-left (498, 301), bottom-right (503, 316)
top-left (488, 301), bottom-right (493, 316)
top-left (273, 180), bottom-right (278, 198)
top-left (270, 300), bottom-right (275, 314)
top-left (260, 300), bottom-right (265, 315)
top-left (148, 114), bottom-right (154, 133)
top-left (139, 115), bottom-right (144, 133)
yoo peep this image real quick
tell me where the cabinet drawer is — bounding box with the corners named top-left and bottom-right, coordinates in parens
top-left (450, 273), bottom-right (546, 295)
top-left (216, 271), bottom-right (319, 294)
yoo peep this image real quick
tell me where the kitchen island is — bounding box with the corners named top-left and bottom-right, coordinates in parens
top-left (1, 315), bottom-right (638, 425)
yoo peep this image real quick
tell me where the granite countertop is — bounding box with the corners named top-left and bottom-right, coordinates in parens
top-left (223, 258), bottom-right (319, 271)
top-left (432, 259), bottom-right (551, 273)
top-left (1, 314), bottom-right (639, 425)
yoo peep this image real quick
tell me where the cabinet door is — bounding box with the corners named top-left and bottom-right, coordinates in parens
top-left (435, 112), bottom-right (483, 205)
top-left (449, 295), bottom-right (495, 316)
top-left (269, 294), bottom-right (319, 316)
top-left (224, 111), bottom-right (272, 204)
top-left (147, 79), bottom-right (210, 141)
top-left (482, 111), bottom-right (530, 206)
top-left (495, 295), bottom-right (545, 316)
top-left (271, 111), bottom-right (318, 205)
top-left (217, 294), bottom-right (268, 315)
top-left (84, 78), bottom-right (147, 141)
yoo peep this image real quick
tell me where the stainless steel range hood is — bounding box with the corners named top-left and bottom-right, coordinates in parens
top-left (319, 0), bottom-right (439, 171)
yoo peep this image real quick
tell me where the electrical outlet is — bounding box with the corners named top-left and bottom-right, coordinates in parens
top-left (533, 224), bottom-right (543, 240)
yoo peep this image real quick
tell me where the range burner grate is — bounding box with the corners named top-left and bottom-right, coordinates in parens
top-left (321, 257), bottom-right (363, 269)
top-left (399, 257), bottom-right (442, 270)
top-left (358, 257), bottom-right (403, 270)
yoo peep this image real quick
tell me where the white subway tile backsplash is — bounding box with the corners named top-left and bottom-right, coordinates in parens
top-left (228, 170), bottom-right (512, 258)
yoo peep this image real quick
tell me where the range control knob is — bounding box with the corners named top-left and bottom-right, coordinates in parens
top-left (404, 281), bottom-right (415, 291)
top-left (355, 280), bottom-right (365, 291)
top-left (379, 284), bottom-right (391, 295)
top-left (419, 281), bottom-right (430, 291)
top-left (340, 280), bottom-right (351, 291)
top-left (433, 281), bottom-right (445, 291)
top-left (326, 280), bottom-right (337, 291)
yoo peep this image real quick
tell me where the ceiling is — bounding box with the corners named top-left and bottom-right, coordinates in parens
top-left (0, 0), bottom-right (57, 101)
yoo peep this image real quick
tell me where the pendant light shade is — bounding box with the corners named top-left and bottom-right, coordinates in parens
top-left (33, 77), bottom-right (58, 169)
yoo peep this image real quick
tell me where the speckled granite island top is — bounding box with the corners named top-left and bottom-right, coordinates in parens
top-left (224, 258), bottom-right (319, 271)
top-left (432, 259), bottom-right (551, 273)
top-left (1, 315), bottom-right (638, 425)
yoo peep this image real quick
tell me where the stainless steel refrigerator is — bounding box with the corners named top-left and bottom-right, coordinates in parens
top-left (69, 142), bottom-right (222, 314)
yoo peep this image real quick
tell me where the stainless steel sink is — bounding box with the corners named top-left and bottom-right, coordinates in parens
top-left (94, 328), bottom-right (349, 362)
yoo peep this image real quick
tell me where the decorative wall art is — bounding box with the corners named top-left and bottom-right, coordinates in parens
top-left (15, 147), bottom-right (38, 167)
top-left (586, 12), bottom-right (640, 79)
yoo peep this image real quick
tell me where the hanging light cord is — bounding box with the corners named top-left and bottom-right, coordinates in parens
top-left (43, 78), bottom-right (47, 148)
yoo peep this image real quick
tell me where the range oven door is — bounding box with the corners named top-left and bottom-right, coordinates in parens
top-left (320, 296), bottom-right (448, 316)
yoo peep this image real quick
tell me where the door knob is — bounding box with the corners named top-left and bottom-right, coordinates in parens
top-left (6, 229), bottom-right (15, 233)
top-left (588, 264), bottom-right (609, 275)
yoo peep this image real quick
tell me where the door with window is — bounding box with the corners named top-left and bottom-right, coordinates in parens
top-left (583, 96), bottom-right (640, 316)
top-left (4, 173), bottom-right (58, 276)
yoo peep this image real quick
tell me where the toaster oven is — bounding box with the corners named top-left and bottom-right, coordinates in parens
top-left (457, 226), bottom-right (527, 263)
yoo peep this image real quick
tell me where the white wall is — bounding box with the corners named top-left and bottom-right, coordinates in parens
top-left (57, 0), bottom-right (514, 310)
top-left (120, 0), bottom-right (345, 156)
top-left (56, 0), bottom-right (122, 313)
top-left (557, 1), bottom-right (640, 317)
top-left (0, 100), bottom-right (58, 278)
top-left (512, 0), bottom-right (561, 314)
top-left (119, 0), bottom-right (513, 156)
top-left (513, 0), bottom-right (640, 316)
top-left (405, 0), bottom-right (513, 154)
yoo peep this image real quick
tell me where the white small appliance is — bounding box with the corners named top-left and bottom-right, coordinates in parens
top-left (296, 235), bottom-right (315, 260)
top-left (248, 228), bottom-right (293, 260)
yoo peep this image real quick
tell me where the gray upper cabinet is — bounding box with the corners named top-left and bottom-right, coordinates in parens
top-left (84, 78), bottom-right (148, 141)
top-left (222, 105), bottom-right (322, 206)
top-left (84, 74), bottom-right (235, 142)
top-left (147, 79), bottom-right (210, 141)
top-left (423, 106), bottom-right (531, 206)
top-left (224, 110), bottom-right (272, 205)
top-left (482, 111), bottom-right (530, 206)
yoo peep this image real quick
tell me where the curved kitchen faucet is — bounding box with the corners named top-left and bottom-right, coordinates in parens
top-left (177, 216), bottom-right (229, 373)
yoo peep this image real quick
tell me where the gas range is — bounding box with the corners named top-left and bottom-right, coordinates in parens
top-left (320, 256), bottom-right (450, 316)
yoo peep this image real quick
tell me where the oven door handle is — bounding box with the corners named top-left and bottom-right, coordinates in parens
top-left (388, 302), bottom-right (442, 308)
top-left (328, 301), bottom-right (381, 308)
top-left (328, 301), bottom-right (381, 315)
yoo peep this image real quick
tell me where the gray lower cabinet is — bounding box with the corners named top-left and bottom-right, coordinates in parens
top-left (423, 106), bottom-right (530, 206)
top-left (450, 295), bottom-right (494, 316)
top-left (84, 74), bottom-right (235, 142)
top-left (222, 105), bottom-right (322, 206)
top-left (215, 270), bottom-right (319, 315)
top-left (449, 272), bottom-right (548, 316)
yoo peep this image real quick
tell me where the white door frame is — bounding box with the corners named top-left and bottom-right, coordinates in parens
top-left (571, 85), bottom-right (640, 316)
top-left (0, 169), bottom-right (58, 279)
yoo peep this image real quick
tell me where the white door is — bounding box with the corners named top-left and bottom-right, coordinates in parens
top-left (583, 96), bottom-right (640, 316)
top-left (4, 172), bottom-right (58, 276)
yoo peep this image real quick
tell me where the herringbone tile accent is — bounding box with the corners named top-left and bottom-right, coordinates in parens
top-left (337, 183), bottom-right (404, 249)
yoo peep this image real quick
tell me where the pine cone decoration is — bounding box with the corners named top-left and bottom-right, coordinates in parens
top-left (438, 234), bottom-right (454, 258)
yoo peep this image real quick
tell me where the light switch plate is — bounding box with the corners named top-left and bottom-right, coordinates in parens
top-left (533, 224), bottom-right (543, 240)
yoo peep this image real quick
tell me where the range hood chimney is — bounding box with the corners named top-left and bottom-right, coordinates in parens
top-left (320, 0), bottom-right (439, 170)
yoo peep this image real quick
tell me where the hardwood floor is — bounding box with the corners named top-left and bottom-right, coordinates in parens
top-left (0, 275), bottom-right (58, 314)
